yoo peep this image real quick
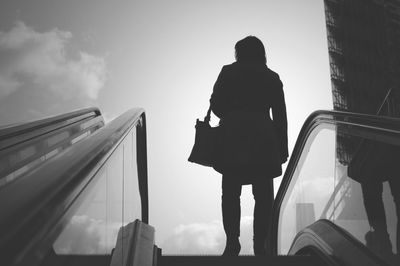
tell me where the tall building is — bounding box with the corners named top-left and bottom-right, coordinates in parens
top-left (324, 0), bottom-right (400, 163)
top-left (324, 0), bottom-right (400, 114)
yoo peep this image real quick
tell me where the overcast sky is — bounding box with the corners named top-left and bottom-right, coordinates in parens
top-left (0, 0), bottom-right (331, 254)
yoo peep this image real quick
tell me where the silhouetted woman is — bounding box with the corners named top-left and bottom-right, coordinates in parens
top-left (210, 36), bottom-right (288, 256)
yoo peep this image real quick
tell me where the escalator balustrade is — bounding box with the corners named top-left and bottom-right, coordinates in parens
top-left (1, 108), bottom-right (400, 266)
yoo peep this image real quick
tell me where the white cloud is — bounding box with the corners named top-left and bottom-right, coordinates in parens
top-left (0, 21), bottom-right (107, 125)
top-left (161, 216), bottom-right (255, 255)
top-left (53, 215), bottom-right (120, 255)
top-left (0, 74), bottom-right (21, 98)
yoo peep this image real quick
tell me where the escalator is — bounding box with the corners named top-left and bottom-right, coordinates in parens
top-left (0, 107), bottom-right (398, 266)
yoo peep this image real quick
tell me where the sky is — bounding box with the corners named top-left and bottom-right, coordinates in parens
top-left (0, 0), bottom-right (332, 255)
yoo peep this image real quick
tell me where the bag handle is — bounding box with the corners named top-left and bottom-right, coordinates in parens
top-left (204, 106), bottom-right (212, 124)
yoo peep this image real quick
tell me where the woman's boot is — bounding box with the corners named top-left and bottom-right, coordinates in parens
top-left (253, 237), bottom-right (266, 256)
top-left (222, 237), bottom-right (241, 256)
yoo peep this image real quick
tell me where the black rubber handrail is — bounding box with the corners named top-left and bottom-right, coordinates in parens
top-left (0, 108), bottom-right (148, 266)
top-left (289, 219), bottom-right (387, 266)
top-left (0, 108), bottom-right (105, 185)
top-left (270, 110), bottom-right (400, 255)
top-left (0, 107), bottom-right (101, 142)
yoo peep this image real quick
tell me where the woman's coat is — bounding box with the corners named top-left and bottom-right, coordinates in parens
top-left (210, 62), bottom-right (288, 181)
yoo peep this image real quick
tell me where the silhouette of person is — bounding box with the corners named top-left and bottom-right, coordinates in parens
top-left (348, 139), bottom-right (400, 262)
top-left (210, 36), bottom-right (288, 256)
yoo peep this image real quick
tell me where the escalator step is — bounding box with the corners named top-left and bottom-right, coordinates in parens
top-left (159, 255), bottom-right (320, 266)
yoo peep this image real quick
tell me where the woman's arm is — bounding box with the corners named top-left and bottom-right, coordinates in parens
top-left (210, 66), bottom-right (228, 118)
top-left (271, 76), bottom-right (289, 163)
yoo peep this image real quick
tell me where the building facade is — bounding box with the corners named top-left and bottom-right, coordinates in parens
top-left (324, 0), bottom-right (400, 163)
top-left (325, 0), bottom-right (400, 112)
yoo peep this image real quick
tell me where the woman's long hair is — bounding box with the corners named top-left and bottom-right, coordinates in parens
top-left (235, 36), bottom-right (267, 65)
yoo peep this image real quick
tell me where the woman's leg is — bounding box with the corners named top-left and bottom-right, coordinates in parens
top-left (222, 174), bottom-right (242, 255)
top-left (252, 178), bottom-right (274, 255)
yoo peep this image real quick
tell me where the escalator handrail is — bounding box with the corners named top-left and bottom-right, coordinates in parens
top-left (0, 108), bottom-right (105, 185)
top-left (289, 219), bottom-right (387, 266)
top-left (0, 108), bottom-right (146, 263)
top-left (0, 107), bottom-right (101, 140)
top-left (270, 109), bottom-right (400, 255)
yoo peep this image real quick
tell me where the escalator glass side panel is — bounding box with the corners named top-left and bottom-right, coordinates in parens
top-left (0, 108), bottom-right (146, 266)
top-left (277, 121), bottom-right (400, 265)
top-left (123, 130), bottom-right (141, 225)
top-left (40, 125), bottom-right (142, 265)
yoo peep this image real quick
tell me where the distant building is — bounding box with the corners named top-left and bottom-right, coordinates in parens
top-left (296, 203), bottom-right (315, 234)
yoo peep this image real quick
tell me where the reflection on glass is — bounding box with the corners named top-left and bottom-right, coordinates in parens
top-left (106, 146), bottom-right (124, 253)
top-left (123, 131), bottom-right (141, 225)
top-left (279, 127), bottom-right (336, 254)
top-left (40, 127), bottom-right (142, 265)
top-left (278, 123), bottom-right (399, 265)
top-left (54, 167), bottom-right (107, 254)
top-left (346, 137), bottom-right (400, 262)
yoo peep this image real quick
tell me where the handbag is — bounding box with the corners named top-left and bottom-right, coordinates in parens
top-left (188, 106), bottom-right (219, 167)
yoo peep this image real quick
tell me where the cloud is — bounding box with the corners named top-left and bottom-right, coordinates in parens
top-left (0, 21), bottom-right (107, 125)
top-left (53, 215), bottom-right (120, 254)
top-left (288, 176), bottom-right (335, 216)
top-left (0, 75), bottom-right (21, 98)
top-left (161, 216), bottom-right (255, 255)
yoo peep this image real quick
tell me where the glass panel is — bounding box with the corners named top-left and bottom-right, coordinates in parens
top-left (278, 125), bottom-right (336, 254)
top-left (106, 146), bottom-right (124, 252)
top-left (278, 123), bottom-right (399, 266)
top-left (38, 126), bottom-right (143, 266)
top-left (123, 130), bottom-right (141, 225)
top-left (52, 144), bottom-right (125, 256)
top-left (53, 167), bottom-right (108, 255)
